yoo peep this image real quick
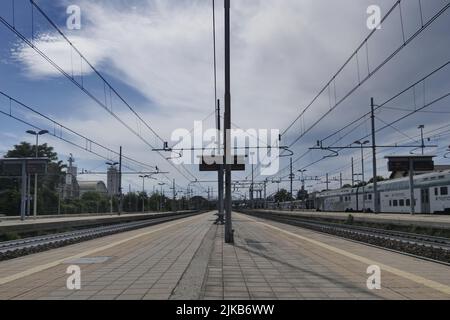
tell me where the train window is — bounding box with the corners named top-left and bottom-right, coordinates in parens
top-left (393, 200), bottom-right (398, 207)
top-left (389, 200), bottom-right (392, 206)
top-left (368, 194), bottom-right (372, 200)
top-left (399, 199), bottom-right (405, 206)
top-left (441, 187), bottom-right (448, 196)
top-left (406, 199), bottom-right (410, 206)
top-left (435, 188), bottom-right (439, 196)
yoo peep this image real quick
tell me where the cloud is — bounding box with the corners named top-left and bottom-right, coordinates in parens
top-left (6, 0), bottom-right (450, 193)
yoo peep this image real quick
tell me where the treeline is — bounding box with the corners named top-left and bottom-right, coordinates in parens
top-left (0, 142), bottom-right (212, 216)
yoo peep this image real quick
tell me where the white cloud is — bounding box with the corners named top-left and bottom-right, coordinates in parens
top-left (7, 0), bottom-right (450, 193)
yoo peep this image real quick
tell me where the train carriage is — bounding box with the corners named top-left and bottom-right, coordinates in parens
top-left (316, 170), bottom-right (450, 214)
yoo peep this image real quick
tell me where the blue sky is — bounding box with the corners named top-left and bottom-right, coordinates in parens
top-left (0, 0), bottom-right (449, 197)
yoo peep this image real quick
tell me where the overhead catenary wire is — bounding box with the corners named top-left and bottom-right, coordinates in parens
top-left (268, 61), bottom-right (450, 182)
top-left (250, 2), bottom-right (450, 182)
top-left (0, 2), bottom-right (204, 188)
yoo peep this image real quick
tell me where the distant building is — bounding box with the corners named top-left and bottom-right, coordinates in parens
top-left (78, 181), bottom-right (108, 197)
top-left (107, 166), bottom-right (120, 196)
top-left (61, 154), bottom-right (79, 199)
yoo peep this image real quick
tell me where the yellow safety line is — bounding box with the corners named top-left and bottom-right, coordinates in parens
top-left (0, 214), bottom-right (206, 285)
top-left (240, 214), bottom-right (450, 296)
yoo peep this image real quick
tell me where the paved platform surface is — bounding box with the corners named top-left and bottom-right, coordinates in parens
top-left (0, 211), bottom-right (449, 300)
top-left (255, 209), bottom-right (450, 230)
top-left (0, 211), bottom-right (191, 234)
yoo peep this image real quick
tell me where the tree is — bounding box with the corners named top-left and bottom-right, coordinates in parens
top-left (5, 142), bottom-right (58, 160)
top-left (1, 142), bottom-right (64, 216)
top-left (297, 188), bottom-right (308, 200)
top-left (274, 189), bottom-right (293, 203)
top-left (368, 176), bottom-right (386, 184)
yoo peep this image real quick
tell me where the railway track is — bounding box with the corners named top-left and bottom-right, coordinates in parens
top-left (0, 212), bottom-right (201, 261)
top-left (240, 210), bottom-right (450, 265)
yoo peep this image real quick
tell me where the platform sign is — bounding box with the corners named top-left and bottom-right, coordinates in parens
top-left (199, 156), bottom-right (245, 172)
top-left (0, 162), bottom-right (21, 176)
top-left (0, 158), bottom-right (49, 175)
top-left (26, 162), bottom-right (47, 174)
top-left (387, 156), bottom-right (434, 172)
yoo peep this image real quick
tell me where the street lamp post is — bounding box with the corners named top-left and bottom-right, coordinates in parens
top-left (354, 140), bottom-right (369, 212)
top-left (26, 130), bottom-right (48, 218)
top-left (139, 175), bottom-right (152, 213)
top-left (158, 182), bottom-right (165, 212)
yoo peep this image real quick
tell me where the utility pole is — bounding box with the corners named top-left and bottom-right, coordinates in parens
top-left (409, 158), bottom-right (415, 215)
top-left (354, 140), bottom-right (369, 211)
top-left (351, 157), bottom-right (354, 186)
top-left (26, 173), bottom-right (31, 217)
top-left (371, 98), bottom-right (379, 213)
top-left (26, 130), bottom-right (48, 218)
top-left (172, 179), bottom-right (176, 212)
top-left (139, 175), bottom-right (150, 213)
top-left (118, 146), bottom-right (123, 215)
top-left (263, 179), bottom-right (267, 209)
top-left (340, 173), bottom-right (343, 189)
top-left (326, 173), bottom-right (329, 191)
top-left (217, 99), bottom-right (224, 224)
top-left (251, 163), bottom-right (254, 209)
top-left (419, 125), bottom-right (425, 155)
top-left (289, 157), bottom-right (294, 210)
top-left (224, 0), bottom-right (233, 244)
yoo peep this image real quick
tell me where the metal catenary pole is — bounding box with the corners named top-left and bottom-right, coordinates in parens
top-left (224, 0), bottom-right (233, 243)
top-left (371, 98), bottom-right (379, 213)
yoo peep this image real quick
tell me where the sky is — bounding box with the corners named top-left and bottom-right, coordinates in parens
top-left (0, 0), bottom-right (449, 198)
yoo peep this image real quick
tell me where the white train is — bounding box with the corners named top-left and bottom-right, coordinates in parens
top-left (316, 170), bottom-right (450, 214)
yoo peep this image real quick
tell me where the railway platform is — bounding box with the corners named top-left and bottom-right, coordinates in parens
top-left (255, 209), bottom-right (450, 230)
top-left (0, 211), bottom-right (194, 235)
top-left (0, 212), bottom-right (449, 300)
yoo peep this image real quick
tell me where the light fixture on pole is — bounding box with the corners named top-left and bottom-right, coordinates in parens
top-left (26, 129), bottom-right (48, 218)
top-left (139, 174), bottom-right (155, 213)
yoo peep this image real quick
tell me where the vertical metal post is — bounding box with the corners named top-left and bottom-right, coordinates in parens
top-left (27, 173), bottom-right (31, 217)
top-left (263, 179), bottom-right (267, 209)
top-left (289, 157), bottom-right (294, 210)
top-left (326, 173), bottom-right (329, 191)
top-left (361, 144), bottom-right (365, 212)
top-left (371, 98), bottom-right (379, 213)
top-left (217, 99), bottom-right (224, 223)
top-left (118, 146), bottom-right (123, 215)
top-left (142, 176), bottom-right (145, 213)
top-left (21, 161), bottom-right (26, 221)
top-left (251, 164), bottom-right (254, 209)
top-left (419, 125), bottom-right (425, 155)
top-left (172, 179), bottom-right (176, 212)
top-left (340, 173), bottom-right (343, 189)
top-left (351, 157), bottom-right (354, 186)
top-left (409, 158), bottom-right (415, 215)
top-left (33, 134), bottom-right (38, 218)
top-left (224, 0), bottom-right (233, 243)
top-left (58, 184), bottom-right (61, 215)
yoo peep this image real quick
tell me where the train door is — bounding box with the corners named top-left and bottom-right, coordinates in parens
top-left (420, 189), bottom-right (430, 214)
